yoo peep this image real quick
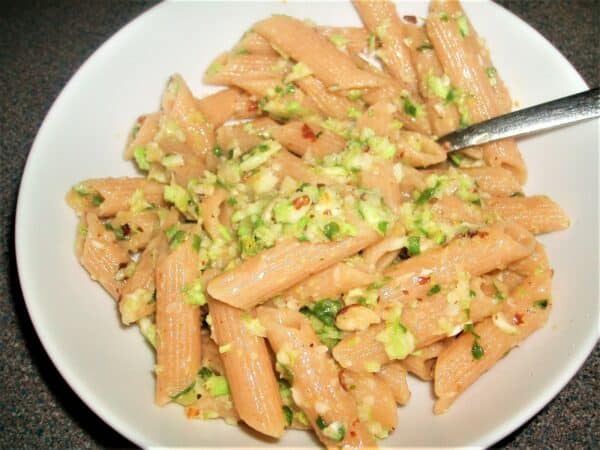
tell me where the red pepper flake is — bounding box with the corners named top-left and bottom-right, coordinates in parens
top-left (247, 101), bottom-right (258, 113)
top-left (186, 407), bottom-right (200, 418)
top-left (513, 313), bottom-right (524, 325)
top-left (416, 276), bottom-right (430, 285)
top-left (350, 431), bottom-right (357, 438)
top-left (292, 195), bottom-right (311, 209)
top-left (121, 223), bottom-right (131, 236)
top-left (466, 230), bottom-right (479, 238)
top-left (401, 288), bottom-right (409, 295)
top-left (403, 15), bottom-right (417, 24)
top-left (477, 231), bottom-right (489, 238)
top-left (301, 123), bottom-right (317, 142)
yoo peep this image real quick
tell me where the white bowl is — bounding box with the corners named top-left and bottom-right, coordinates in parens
top-left (15, 1), bottom-right (599, 447)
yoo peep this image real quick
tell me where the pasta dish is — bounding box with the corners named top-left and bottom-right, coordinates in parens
top-left (65, 0), bottom-right (569, 447)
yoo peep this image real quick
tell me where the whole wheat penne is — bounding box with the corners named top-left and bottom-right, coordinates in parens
top-left (125, 112), bottom-right (161, 160)
top-left (430, 0), bottom-right (512, 113)
top-left (402, 22), bottom-right (461, 136)
top-left (208, 299), bottom-right (285, 438)
top-left (296, 76), bottom-right (358, 120)
top-left (196, 88), bottom-right (260, 127)
top-left (232, 30), bottom-right (278, 57)
top-left (353, 0), bottom-right (419, 93)
top-left (282, 262), bottom-right (380, 306)
top-left (110, 210), bottom-right (161, 253)
top-left (484, 195), bottom-right (570, 234)
top-left (207, 225), bottom-right (380, 310)
top-left (269, 149), bottom-right (336, 186)
top-left (253, 15), bottom-right (384, 90)
top-left (66, 177), bottom-right (165, 218)
top-left (359, 159), bottom-right (404, 213)
top-left (271, 121), bottom-right (346, 158)
top-left (426, 3), bottom-right (526, 183)
top-left (155, 240), bottom-right (202, 406)
top-left (333, 274), bottom-right (504, 371)
top-left (508, 243), bottom-right (549, 277)
top-left (204, 54), bottom-right (286, 85)
top-left (396, 131), bottom-right (446, 167)
top-left (201, 188), bottom-right (229, 241)
top-left (258, 307), bottom-right (376, 448)
top-left (380, 223), bottom-right (536, 303)
top-left (78, 213), bottom-right (130, 300)
top-left (378, 362), bottom-right (411, 405)
top-left (162, 74), bottom-right (215, 158)
top-left (318, 26), bottom-right (370, 56)
top-left (434, 269), bottom-right (553, 414)
top-left (423, 167), bottom-right (522, 197)
top-left (339, 369), bottom-right (398, 438)
top-left (119, 235), bottom-right (168, 325)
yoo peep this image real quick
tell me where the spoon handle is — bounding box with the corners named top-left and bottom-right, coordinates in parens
top-left (439, 87), bottom-right (600, 152)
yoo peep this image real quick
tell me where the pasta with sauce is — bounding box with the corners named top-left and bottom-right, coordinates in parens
top-left (66, 0), bottom-right (569, 447)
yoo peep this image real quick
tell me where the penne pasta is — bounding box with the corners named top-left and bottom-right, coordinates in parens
top-left (155, 239), bottom-right (202, 406)
top-left (208, 299), bottom-right (285, 438)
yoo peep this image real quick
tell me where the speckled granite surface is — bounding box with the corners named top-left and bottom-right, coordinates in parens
top-left (1, 0), bottom-right (598, 448)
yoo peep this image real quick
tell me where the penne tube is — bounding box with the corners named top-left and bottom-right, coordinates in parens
top-left (434, 270), bottom-right (553, 414)
top-left (333, 274), bottom-right (504, 371)
top-left (423, 167), bottom-right (522, 197)
top-left (402, 22), bottom-right (461, 136)
top-left (353, 0), bottom-right (419, 93)
top-left (232, 30), bottom-right (278, 57)
top-left (155, 240), bottom-right (202, 406)
top-left (426, 2), bottom-right (526, 183)
top-left (66, 177), bottom-right (165, 218)
top-left (269, 149), bottom-right (336, 186)
top-left (339, 369), bottom-right (398, 438)
top-left (484, 195), bottom-right (570, 234)
top-left (395, 131), bottom-right (446, 167)
top-left (253, 15), bottom-right (384, 90)
top-left (200, 188), bottom-right (229, 241)
top-left (196, 88), bottom-right (260, 127)
top-left (359, 159), bottom-right (404, 214)
top-left (318, 26), bottom-right (370, 57)
top-left (271, 121), bottom-right (346, 158)
top-left (380, 222), bottom-right (536, 304)
top-left (125, 112), bottom-right (161, 160)
top-left (207, 225), bottom-right (380, 310)
top-left (204, 53), bottom-right (286, 85)
top-left (508, 243), bottom-right (549, 277)
top-left (296, 76), bottom-right (357, 120)
top-left (257, 307), bottom-right (376, 448)
top-left (377, 362), bottom-right (411, 405)
top-left (162, 74), bottom-right (215, 158)
top-left (78, 213), bottom-right (130, 300)
top-left (208, 299), bottom-right (285, 438)
top-left (282, 262), bottom-right (380, 306)
top-left (119, 235), bottom-right (168, 325)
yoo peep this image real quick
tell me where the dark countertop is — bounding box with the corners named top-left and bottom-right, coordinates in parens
top-left (1, 0), bottom-right (598, 448)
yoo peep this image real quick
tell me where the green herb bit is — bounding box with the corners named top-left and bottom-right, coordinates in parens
top-left (283, 405), bottom-right (293, 427)
top-left (133, 146), bottom-right (150, 171)
top-left (449, 152), bottom-right (465, 167)
top-left (377, 221), bottom-right (389, 234)
top-left (457, 15), bottom-right (470, 37)
top-left (471, 340), bottom-right (484, 360)
top-left (417, 43), bottom-right (434, 51)
top-left (91, 193), bottom-right (105, 207)
top-left (407, 235), bottom-right (420, 256)
top-left (323, 222), bottom-right (340, 241)
top-left (192, 234), bottom-right (201, 251)
top-left (533, 299), bottom-right (549, 309)
top-left (510, 191), bottom-right (525, 197)
top-left (428, 284), bottom-right (441, 295)
top-left (469, 289), bottom-right (477, 298)
top-left (403, 98), bottom-right (422, 118)
top-left (415, 181), bottom-right (440, 205)
top-left (199, 366), bottom-right (214, 380)
top-left (316, 415), bottom-right (327, 430)
top-left (311, 299), bottom-right (343, 326)
top-left (213, 145), bottom-right (223, 157)
top-left (367, 34), bottom-right (377, 52)
top-left (439, 12), bottom-right (449, 21)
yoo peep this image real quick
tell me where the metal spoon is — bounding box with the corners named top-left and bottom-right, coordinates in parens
top-left (438, 87), bottom-right (600, 152)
